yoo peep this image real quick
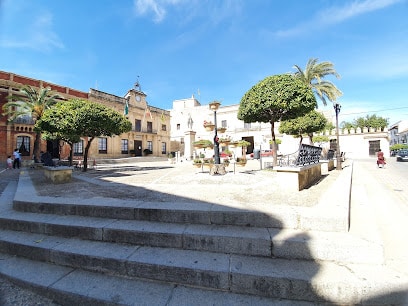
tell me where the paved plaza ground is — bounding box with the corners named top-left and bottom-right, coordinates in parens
top-left (0, 157), bottom-right (407, 305)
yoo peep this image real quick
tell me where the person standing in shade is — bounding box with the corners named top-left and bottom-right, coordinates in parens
top-left (13, 149), bottom-right (21, 169)
top-left (6, 156), bottom-right (13, 169)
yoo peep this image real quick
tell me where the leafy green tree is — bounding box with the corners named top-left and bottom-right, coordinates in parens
top-left (340, 121), bottom-right (355, 130)
top-left (341, 114), bottom-right (389, 130)
top-left (390, 144), bottom-right (408, 151)
top-left (293, 58), bottom-right (342, 106)
top-left (36, 100), bottom-right (83, 165)
top-left (38, 99), bottom-right (131, 171)
top-left (238, 74), bottom-right (316, 165)
top-left (279, 109), bottom-right (328, 144)
top-left (312, 135), bottom-right (330, 147)
top-left (2, 86), bottom-right (63, 162)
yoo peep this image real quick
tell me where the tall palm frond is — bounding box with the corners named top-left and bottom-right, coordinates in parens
top-left (2, 85), bottom-right (63, 162)
top-left (293, 58), bottom-right (342, 106)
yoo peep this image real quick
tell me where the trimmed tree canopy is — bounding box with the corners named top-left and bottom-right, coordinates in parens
top-left (238, 74), bottom-right (317, 166)
top-left (37, 99), bottom-right (132, 171)
top-left (279, 109), bottom-right (328, 144)
top-left (238, 74), bottom-right (317, 124)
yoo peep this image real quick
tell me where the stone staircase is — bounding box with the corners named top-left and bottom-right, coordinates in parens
top-left (0, 167), bottom-right (407, 305)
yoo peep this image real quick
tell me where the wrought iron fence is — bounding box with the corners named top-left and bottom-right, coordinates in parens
top-left (295, 144), bottom-right (322, 166)
top-left (277, 151), bottom-right (299, 167)
top-left (277, 144), bottom-right (322, 167)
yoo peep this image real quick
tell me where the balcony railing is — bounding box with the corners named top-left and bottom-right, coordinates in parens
top-left (135, 128), bottom-right (158, 134)
top-left (12, 116), bottom-right (35, 125)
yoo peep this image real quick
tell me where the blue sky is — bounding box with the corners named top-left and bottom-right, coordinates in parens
top-left (1, 0), bottom-right (407, 126)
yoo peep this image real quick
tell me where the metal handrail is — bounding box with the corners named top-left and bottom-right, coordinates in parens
top-left (277, 150), bottom-right (299, 167)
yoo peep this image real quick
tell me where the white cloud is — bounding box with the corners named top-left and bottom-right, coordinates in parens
top-left (318, 0), bottom-right (403, 24)
top-left (133, 0), bottom-right (184, 23)
top-left (0, 10), bottom-right (64, 52)
top-left (274, 0), bottom-right (403, 38)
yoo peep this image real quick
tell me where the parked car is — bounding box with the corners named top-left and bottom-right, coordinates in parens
top-left (396, 150), bottom-right (408, 162)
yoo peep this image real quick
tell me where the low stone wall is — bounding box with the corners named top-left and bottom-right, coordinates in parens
top-left (43, 166), bottom-right (74, 184)
top-left (320, 160), bottom-right (335, 175)
top-left (273, 163), bottom-right (322, 191)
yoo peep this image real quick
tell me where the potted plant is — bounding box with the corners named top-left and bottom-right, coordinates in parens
top-left (217, 127), bottom-right (227, 133)
top-left (143, 149), bottom-right (152, 156)
top-left (236, 157), bottom-right (247, 166)
top-left (168, 153), bottom-right (176, 164)
top-left (203, 158), bottom-right (214, 168)
top-left (219, 137), bottom-right (232, 146)
top-left (193, 158), bottom-right (202, 167)
top-left (223, 158), bottom-right (230, 167)
top-left (236, 140), bottom-right (251, 148)
top-left (193, 139), bottom-right (213, 149)
top-left (203, 120), bottom-right (215, 131)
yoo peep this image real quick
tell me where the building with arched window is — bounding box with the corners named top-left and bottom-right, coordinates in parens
top-left (0, 71), bottom-right (171, 165)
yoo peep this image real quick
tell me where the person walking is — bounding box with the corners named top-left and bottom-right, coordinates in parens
top-left (377, 149), bottom-right (386, 168)
top-left (13, 149), bottom-right (21, 169)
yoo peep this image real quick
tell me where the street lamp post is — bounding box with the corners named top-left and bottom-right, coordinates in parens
top-left (333, 102), bottom-right (342, 170)
top-left (209, 101), bottom-right (226, 175)
top-left (209, 101), bottom-right (221, 164)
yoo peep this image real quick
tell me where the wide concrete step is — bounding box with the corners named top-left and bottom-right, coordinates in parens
top-left (0, 231), bottom-right (406, 305)
top-left (13, 197), bottom-right (348, 232)
top-left (0, 253), bottom-right (316, 306)
top-left (0, 209), bottom-right (383, 264)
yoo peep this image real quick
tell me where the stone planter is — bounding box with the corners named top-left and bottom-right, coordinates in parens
top-left (205, 125), bottom-right (215, 131)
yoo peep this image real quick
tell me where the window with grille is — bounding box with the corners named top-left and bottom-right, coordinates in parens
top-left (147, 121), bottom-right (153, 133)
top-left (16, 136), bottom-right (30, 156)
top-left (147, 141), bottom-right (153, 151)
top-left (162, 124), bottom-right (167, 131)
top-left (121, 139), bottom-right (128, 154)
top-left (73, 140), bottom-right (84, 155)
top-left (98, 138), bottom-right (107, 154)
top-left (244, 122), bottom-right (251, 129)
top-left (161, 142), bottom-right (166, 154)
top-left (221, 120), bottom-right (227, 128)
top-left (135, 119), bottom-right (141, 132)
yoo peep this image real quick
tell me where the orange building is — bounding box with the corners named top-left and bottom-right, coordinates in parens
top-left (0, 71), bottom-right (171, 165)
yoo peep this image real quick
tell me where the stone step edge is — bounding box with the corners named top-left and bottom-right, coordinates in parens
top-left (1, 230), bottom-right (404, 304)
top-left (12, 198), bottom-right (348, 232)
top-left (0, 208), bottom-right (382, 264)
top-left (0, 253), bottom-right (315, 306)
top-left (15, 169), bottom-right (350, 232)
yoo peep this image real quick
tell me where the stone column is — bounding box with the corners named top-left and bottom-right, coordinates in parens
top-left (184, 131), bottom-right (196, 160)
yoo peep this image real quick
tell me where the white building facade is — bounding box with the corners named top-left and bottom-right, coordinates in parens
top-left (389, 120), bottom-right (408, 147)
top-left (170, 96), bottom-right (390, 161)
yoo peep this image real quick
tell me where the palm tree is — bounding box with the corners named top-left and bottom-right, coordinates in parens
top-left (2, 85), bottom-right (63, 162)
top-left (293, 58), bottom-right (342, 106)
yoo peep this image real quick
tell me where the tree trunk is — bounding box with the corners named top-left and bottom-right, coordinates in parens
top-left (308, 132), bottom-right (314, 146)
top-left (33, 132), bottom-right (41, 163)
top-left (270, 121), bottom-right (278, 167)
top-left (68, 143), bottom-right (73, 166)
top-left (82, 137), bottom-right (94, 172)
